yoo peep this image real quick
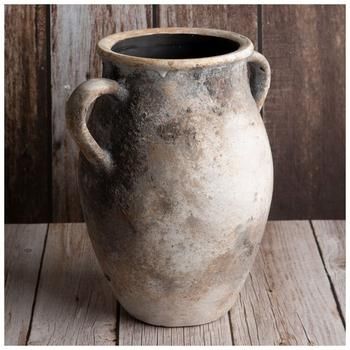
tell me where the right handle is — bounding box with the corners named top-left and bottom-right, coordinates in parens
top-left (247, 51), bottom-right (271, 112)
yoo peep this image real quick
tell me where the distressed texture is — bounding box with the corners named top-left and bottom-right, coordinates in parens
top-left (230, 221), bottom-right (345, 345)
top-left (5, 224), bottom-right (48, 345)
top-left (5, 5), bottom-right (345, 223)
top-left (5, 221), bottom-right (345, 345)
top-left (312, 220), bottom-right (345, 319)
top-left (5, 5), bottom-right (50, 223)
top-left (67, 28), bottom-right (273, 326)
top-left (27, 224), bottom-right (117, 345)
top-left (263, 5), bottom-right (345, 219)
top-left (51, 5), bottom-right (152, 222)
top-left (158, 5), bottom-right (257, 45)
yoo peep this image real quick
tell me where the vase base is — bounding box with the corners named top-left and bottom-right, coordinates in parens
top-left (120, 299), bottom-right (235, 328)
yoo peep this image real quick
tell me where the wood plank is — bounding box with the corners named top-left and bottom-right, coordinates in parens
top-left (27, 223), bottom-right (117, 345)
top-left (119, 307), bottom-right (232, 345)
top-left (5, 224), bottom-right (48, 345)
top-left (262, 5), bottom-right (345, 219)
top-left (51, 5), bottom-right (152, 222)
top-left (5, 5), bottom-right (50, 223)
top-left (311, 220), bottom-right (345, 318)
top-left (230, 221), bottom-right (345, 345)
top-left (159, 5), bottom-right (257, 45)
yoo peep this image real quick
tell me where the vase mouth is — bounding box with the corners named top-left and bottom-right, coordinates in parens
top-left (97, 27), bottom-right (254, 70)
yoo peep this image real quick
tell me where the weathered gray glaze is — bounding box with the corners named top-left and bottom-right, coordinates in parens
top-left (66, 28), bottom-right (273, 327)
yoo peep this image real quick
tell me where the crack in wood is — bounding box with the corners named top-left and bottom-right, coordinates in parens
top-left (260, 259), bottom-right (284, 345)
top-left (296, 312), bottom-right (313, 345)
top-left (240, 293), bottom-right (253, 345)
top-left (249, 272), bottom-right (260, 300)
top-left (227, 310), bottom-right (235, 345)
top-left (115, 301), bottom-right (120, 345)
top-left (249, 299), bottom-right (260, 344)
top-left (152, 5), bottom-right (159, 28)
top-left (309, 220), bottom-right (345, 328)
top-left (248, 272), bottom-right (260, 344)
top-left (25, 224), bottom-right (49, 345)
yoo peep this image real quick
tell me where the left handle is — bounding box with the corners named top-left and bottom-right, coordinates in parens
top-left (66, 78), bottom-right (128, 172)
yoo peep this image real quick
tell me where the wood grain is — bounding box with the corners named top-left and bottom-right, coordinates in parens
top-left (119, 307), bottom-right (232, 345)
top-left (5, 221), bottom-right (345, 345)
top-left (5, 5), bottom-right (345, 223)
top-left (230, 221), bottom-right (345, 345)
top-left (158, 5), bottom-right (257, 45)
top-left (27, 224), bottom-right (117, 345)
top-left (51, 5), bottom-right (152, 222)
top-left (312, 220), bottom-right (345, 319)
top-left (5, 224), bottom-right (48, 345)
top-left (262, 5), bottom-right (345, 219)
top-left (5, 5), bottom-right (50, 223)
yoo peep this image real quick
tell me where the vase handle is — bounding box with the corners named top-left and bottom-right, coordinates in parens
top-left (247, 51), bottom-right (271, 112)
top-left (66, 78), bottom-right (128, 172)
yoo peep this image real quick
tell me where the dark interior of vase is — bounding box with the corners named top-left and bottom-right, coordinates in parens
top-left (111, 33), bottom-right (240, 59)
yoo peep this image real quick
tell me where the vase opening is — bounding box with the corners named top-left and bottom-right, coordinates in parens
top-left (111, 33), bottom-right (240, 60)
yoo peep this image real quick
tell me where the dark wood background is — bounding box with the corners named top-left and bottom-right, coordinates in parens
top-left (5, 5), bottom-right (345, 223)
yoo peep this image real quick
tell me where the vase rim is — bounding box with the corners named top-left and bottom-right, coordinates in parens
top-left (97, 27), bottom-right (254, 71)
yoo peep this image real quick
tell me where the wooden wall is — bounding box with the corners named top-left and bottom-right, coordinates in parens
top-left (5, 5), bottom-right (345, 223)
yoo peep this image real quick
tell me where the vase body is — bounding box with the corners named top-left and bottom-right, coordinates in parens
top-left (67, 28), bottom-right (273, 327)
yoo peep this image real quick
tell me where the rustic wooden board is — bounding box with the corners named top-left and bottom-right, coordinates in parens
top-left (119, 307), bottom-right (232, 345)
top-left (5, 5), bottom-right (51, 223)
top-left (5, 224), bottom-right (48, 345)
top-left (5, 5), bottom-right (345, 223)
top-left (158, 5), bottom-right (257, 45)
top-left (5, 221), bottom-right (345, 345)
top-left (262, 5), bottom-right (345, 219)
top-left (311, 220), bottom-right (345, 320)
top-left (230, 221), bottom-right (345, 345)
top-left (51, 5), bottom-right (152, 222)
top-left (27, 223), bottom-right (117, 345)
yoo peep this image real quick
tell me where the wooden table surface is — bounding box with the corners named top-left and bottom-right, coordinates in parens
top-left (5, 221), bottom-right (345, 345)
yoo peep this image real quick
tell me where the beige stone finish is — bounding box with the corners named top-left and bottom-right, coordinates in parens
top-left (66, 28), bottom-right (273, 326)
